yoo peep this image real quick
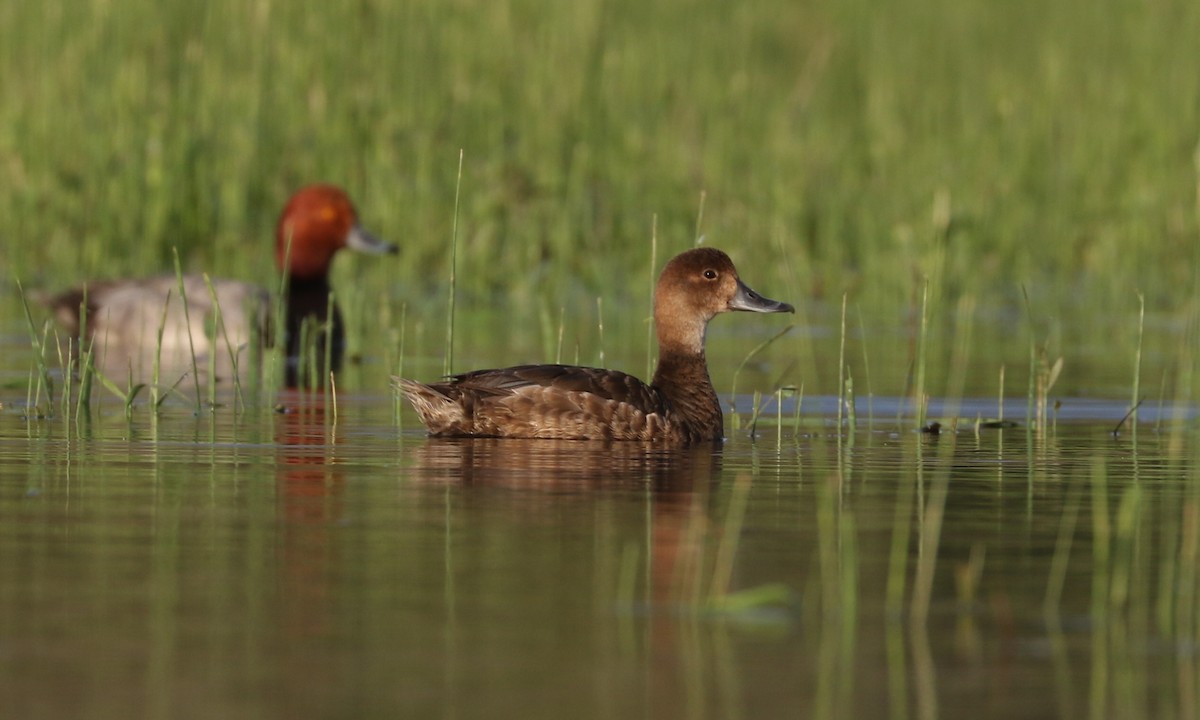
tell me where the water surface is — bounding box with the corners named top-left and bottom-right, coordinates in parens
top-left (3, 387), bottom-right (1198, 719)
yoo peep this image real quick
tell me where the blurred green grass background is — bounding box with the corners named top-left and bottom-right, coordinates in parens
top-left (2, 0), bottom-right (1198, 397)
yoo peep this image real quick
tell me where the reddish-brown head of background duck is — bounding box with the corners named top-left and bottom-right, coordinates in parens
top-left (275, 184), bottom-right (361, 280)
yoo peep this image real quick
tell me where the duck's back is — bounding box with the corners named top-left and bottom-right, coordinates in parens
top-left (398, 364), bottom-right (682, 441)
top-left (48, 274), bottom-right (268, 383)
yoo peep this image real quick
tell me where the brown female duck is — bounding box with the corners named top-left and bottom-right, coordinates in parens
top-left (396, 247), bottom-right (793, 444)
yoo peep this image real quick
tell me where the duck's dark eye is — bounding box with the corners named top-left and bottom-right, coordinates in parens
top-left (703, 269), bottom-right (718, 280)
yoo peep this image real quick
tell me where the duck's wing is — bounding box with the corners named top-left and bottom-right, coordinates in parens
top-left (396, 364), bottom-right (674, 441)
top-left (448, 364), bottom-right (655, 399)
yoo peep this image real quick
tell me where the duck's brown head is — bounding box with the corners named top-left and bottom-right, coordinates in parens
top-left (274, 184), bottom-right (397, 280)
top-left (653, 247), bottom-right (793, 356)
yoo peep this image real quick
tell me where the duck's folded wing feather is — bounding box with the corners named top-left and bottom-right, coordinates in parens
top-left (448, 364), bottom-right (662, 407)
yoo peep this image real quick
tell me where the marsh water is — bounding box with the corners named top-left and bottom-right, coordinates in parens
top-left (2, 313), bottom-right (1199, 720)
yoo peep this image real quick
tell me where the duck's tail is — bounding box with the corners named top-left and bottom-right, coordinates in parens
top-left (392, 377), bottom-right (465, 433)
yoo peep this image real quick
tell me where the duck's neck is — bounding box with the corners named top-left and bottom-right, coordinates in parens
top-left (651, 349), bottom-right (723, 441)
top-left (284, 275), bottom-right (344, 387)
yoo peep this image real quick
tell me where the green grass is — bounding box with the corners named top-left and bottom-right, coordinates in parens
top-left (1, 0), bottom-right (1198, 401)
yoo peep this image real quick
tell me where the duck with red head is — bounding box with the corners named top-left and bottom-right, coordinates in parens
top-left (274, 185), bottom-right (397, 387)
top-left (396, 247), bottom-right (793, 444)
top-left (44, 184), bottom-right (396, 388)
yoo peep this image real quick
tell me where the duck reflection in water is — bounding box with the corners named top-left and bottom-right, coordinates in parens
top-left (406, 436), bottom-right (720, 492)
top-left (404, 435), bottom-right (730, 709)
top-left (275, 390), bottom-right (345, 639)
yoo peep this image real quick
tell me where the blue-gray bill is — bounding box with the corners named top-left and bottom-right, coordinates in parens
top-left (729, 279), bottom-right (794, 314)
